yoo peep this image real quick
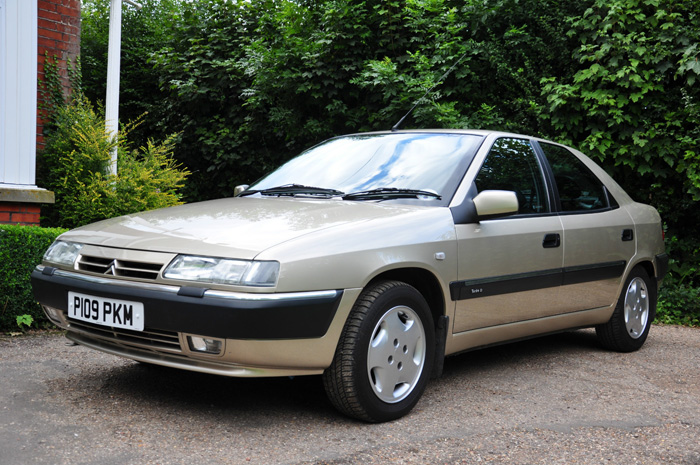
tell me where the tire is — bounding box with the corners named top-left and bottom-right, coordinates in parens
top-left (322, 280), bottom-right (435, 422)
top-left (596, 266), bottom-right (656, 352)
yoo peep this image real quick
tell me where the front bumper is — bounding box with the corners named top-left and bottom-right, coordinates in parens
top-left (31, 266), bottom-right (356, 377)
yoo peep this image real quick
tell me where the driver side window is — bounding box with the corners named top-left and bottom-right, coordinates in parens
top-left (475, 138), bottom-right (550, 215)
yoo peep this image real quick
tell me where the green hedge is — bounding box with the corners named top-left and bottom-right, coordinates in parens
top-left (0, 225), bottom-right (67, 332)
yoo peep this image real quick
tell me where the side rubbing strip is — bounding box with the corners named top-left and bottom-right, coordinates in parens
top-left (450, 268), bottom-right (562, 301)
top-left (561, 261), bottom-right (626, 286)
top-left (450, 261), bottom-right (626, 301)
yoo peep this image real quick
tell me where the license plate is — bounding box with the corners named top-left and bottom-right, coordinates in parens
top-left (68, 292), bottom-right (145, 331)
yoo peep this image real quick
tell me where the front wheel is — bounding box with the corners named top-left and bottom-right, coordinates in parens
top-left (322, 281), bottom-right (435, 422)
top-left (596, 266), bottom-right (656, 352)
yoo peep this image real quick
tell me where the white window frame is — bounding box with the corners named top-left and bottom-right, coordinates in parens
top-left (0, 0), bottom-right (38, 188)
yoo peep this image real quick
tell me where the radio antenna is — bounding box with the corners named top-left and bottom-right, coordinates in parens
top-left (391, 50), bottom-right (469, 132)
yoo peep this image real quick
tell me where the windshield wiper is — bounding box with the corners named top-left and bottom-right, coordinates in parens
top-left (239, 184), bottom-right (345, 198)
top-left (343, 188), bottom-right (441, 201)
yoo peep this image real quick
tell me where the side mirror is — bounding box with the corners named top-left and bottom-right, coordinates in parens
top-left (234, 184), bottom-right (250, 197)
top-left (473, 190), bottom-right (519, 220)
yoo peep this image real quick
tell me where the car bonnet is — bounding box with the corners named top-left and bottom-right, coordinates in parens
top-left (57, 197), bottom-right (431, 259)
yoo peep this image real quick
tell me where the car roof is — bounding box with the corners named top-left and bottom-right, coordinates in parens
top-left (346, 129), bottom-right (555, 143)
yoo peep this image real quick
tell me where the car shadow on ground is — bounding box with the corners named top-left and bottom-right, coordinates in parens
top-left (440, 328), bottom-right (602, 378)
top-left (48, 328), bottom-right (603, 424)
top-left (104, 362), bottom-right (334, 417)
top-left (47, 353), bottom-right (339, 427)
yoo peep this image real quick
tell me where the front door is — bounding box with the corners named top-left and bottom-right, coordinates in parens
top-left (453, 137), bottom-right (564, 333)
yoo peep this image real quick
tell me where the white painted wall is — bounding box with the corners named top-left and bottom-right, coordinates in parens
top-left (0, 0), bottom-right (38, 188)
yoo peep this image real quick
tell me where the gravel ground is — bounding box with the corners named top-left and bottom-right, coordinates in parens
top-left (0, 325), bottom-right (698, 465)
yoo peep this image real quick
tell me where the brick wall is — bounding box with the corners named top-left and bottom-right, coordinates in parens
top-left (0, 203), bottom-right (42, 226)
top-left (36, 0), bottom-right (81, 151)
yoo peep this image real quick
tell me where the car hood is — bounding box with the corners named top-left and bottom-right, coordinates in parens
top-left (59, 197), bottom-right (441, 259)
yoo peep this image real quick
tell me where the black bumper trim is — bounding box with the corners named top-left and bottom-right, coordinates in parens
top-left (655, 253), bottom-right (669, 281)
top-left (31, 270), bottom-right (343, 340)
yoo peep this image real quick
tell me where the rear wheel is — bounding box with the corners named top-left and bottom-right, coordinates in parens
top-left (596, 266), bottom-right (656, 352)
top-left (322, 280), bottom-right (435, 422)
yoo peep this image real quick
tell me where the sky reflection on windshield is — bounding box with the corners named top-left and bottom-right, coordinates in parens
top-left (251, 133), bottom-right (483, 196)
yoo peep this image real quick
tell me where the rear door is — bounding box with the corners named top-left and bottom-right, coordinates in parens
top-left (536, 141), bottom-right (635, 312)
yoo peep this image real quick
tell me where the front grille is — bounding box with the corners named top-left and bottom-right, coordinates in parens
top-left (68, 318), bottom-right (182, 354)
top-left (78, 255), bottom-right (163, 280)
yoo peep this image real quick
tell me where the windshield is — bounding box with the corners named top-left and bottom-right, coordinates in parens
top-left (248, 133), bottom-right (484, 204)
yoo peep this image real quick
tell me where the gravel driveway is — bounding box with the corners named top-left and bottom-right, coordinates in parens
top-left (1, 325), bottom-right (698, 465)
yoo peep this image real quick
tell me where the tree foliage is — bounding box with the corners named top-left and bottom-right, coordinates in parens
top-left (148, 0), bottom-right (266, 199)
top-left (542, 0), bottom-right (700, 207)
top-left (140, 0), bottom-right (589, 200)
top-left (540, 0), bottom-right (700, 288)
top-left (81, 0), bottom-right (183, 144)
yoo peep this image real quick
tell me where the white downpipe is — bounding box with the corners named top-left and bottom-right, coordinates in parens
top-left (105, 0), bottom-right (141, 176)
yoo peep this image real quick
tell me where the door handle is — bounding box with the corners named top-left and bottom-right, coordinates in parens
top-left (622, 229), bottom-right (634, 241)
top-left (543, 233), bottom-right (561, 248)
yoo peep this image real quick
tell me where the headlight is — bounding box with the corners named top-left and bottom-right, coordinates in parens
top-left (163, 255), bottom-right (280, 287)
top-left (43, 241), bottom-right (83, 267)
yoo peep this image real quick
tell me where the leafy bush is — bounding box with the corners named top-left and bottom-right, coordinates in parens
top-left (664, 234), bottom-right (700, 287)
top-left (0, 225), bottom-right (67, 332)
top-left (654, 234), bottom-right (700, 327)
top-left (656, 285), bottom-right (700, 327)
top-left (38, 57), bottom-right (190, 229)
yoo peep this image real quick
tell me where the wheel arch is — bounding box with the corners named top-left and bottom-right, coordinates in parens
top-left (366, 267), bottom-right (446, 329)
top-left (637, 259), bottom-right (655, 280)
top-left (631, 259), bottom-right (658, 297)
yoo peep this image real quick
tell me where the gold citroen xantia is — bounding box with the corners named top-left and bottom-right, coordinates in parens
top-left (32, 130), bottom-right (668, 422)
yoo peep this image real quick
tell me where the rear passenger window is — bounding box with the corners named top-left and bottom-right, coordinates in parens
top-left (475, 138), bottom-right (550, 214)
top-left (540, 142), bottom-right (610, 212)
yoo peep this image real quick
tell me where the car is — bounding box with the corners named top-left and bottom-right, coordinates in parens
top-left (32, 129), bottom-right (668, 422)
